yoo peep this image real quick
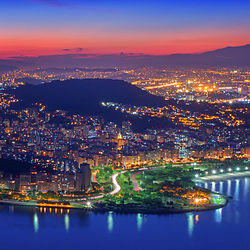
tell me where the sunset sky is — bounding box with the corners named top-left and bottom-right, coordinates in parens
top-left (1, 0), bottom-right (250, 58)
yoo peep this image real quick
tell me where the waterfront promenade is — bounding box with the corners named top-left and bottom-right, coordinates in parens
top-left (198, 171), bottom-right (250, 181)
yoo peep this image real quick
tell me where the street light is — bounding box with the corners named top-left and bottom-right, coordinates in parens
top-left (220, 169), bottom-right (224, 173)
top-left (212, 170), bottom-right (217, 174)
top-left (228, 168), bottom-right (232, 172)
top-left (195, 174), bottom-right (199, 178)
top-left (236, 167), bottom-right (240, 171)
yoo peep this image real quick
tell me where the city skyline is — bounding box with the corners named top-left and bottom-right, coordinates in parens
top-left (0, 1), bottom-right (250, 249)
top-left (1, 0), bottom-right (250, 58)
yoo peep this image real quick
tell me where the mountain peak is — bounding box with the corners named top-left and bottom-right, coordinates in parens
top-left (1, 44), bottom-right (250, 68)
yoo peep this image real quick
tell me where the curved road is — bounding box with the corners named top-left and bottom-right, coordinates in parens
top-left (131, 172), bottom-right (143, 191)
top-left (88, 171), bottom-right (126, 200)
top-left (73, 166), bottom-right (166, 202)
top-left (109, 171), bottom-right (126, 195)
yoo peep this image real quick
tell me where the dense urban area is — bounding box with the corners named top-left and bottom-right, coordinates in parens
top-left (0, 67), bottom-right (249, 212)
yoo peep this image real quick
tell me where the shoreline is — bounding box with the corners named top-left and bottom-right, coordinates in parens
top-left (93, 200), bottom-right (229, 215)
top-left (0, 166), bottom-right (240, 215)
top-left (197, 171), bottom-right (250, 181)
top-left (0, 197), bottom-right (229, 215)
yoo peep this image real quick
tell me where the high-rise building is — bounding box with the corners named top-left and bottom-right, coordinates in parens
top-left (75, 163), bottom-right (92, 191)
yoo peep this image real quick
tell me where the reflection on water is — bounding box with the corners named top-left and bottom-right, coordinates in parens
top-left (137, 213), bottom-right (143, 231)
top-left (197, 177), bottom-right (250, 227)
top-left (0, 177), bottom-right (250, 250)
top-left (227, 180), bottom-right (231, 196)
top-left (6, 177), bottom-right (248, 236)
top-left (65, 214), bottom-right (69, 232)
top-left (108, 211), bottom-right (113, 232)
top-left (194, 214), bottom-right (199, 223)
top-left (211, 182), bottom-right (216, 192)
top-left (219, 181), bottom-right (223, 193)
top-left (215, 208), bottom-right (222, 223)
top-left (38, 207), bottom-right (70, 215)
top-left (234, 180), bottom-right (240, 201)
top-left (187, 213), bottom-right (194, 237)
top-left (244, 178), bottom-right (249, 199)
top-left (9, 206), bottom-right (14, 213)
top-left (33, 213), bottom-right (39, 233)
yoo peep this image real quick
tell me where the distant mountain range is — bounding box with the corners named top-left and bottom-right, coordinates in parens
top-left (0, 62), bottom-right (17, 72)
top-left (1, 44), bottom-right (250, 70)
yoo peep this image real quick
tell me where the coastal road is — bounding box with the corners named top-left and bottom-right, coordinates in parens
top-left (198, 171), bottom-right (250, 181)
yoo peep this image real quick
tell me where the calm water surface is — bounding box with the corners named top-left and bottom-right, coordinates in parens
top-left (0, 177), bottom-right (249, 250)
